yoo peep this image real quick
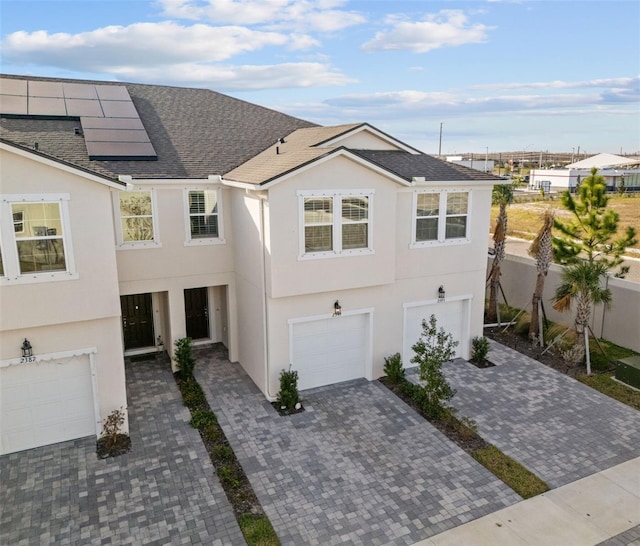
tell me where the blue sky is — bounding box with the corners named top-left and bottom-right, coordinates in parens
top-left (1, 0), bottom-right (638, 155)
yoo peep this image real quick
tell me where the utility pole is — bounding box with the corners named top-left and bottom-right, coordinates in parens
top-left (485, 146), bottom-right (488, 172)
top-left (438, 122), bottom-right (443, 157)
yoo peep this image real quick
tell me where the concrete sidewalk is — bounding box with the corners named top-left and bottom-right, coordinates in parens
top-left (414, 457), bottom-right (640, 546)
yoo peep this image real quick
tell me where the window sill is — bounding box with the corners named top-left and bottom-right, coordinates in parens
top-left (184, 238), bottom-right (226, 247)
top-left (0, 271), bottom-right (79, 285)
top-left (298, 248), bottom-right (375, 261)
top-left (117, 241), bottom-right (162, 250)
top-left (410, 237), bottom-right (470, 249)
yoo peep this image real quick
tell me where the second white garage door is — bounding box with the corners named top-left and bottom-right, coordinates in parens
top-left (403, 299), bottom-right (468, 367)
top-left (291, 313), bottom-right (368, 390)
top-left (1, 355), bottom-right (97, 455)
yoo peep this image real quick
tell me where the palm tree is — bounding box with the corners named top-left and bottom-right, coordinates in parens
top-left (528, 209), bottom-right (554, 345)
top-left (487, 183), bottom-right (514, 323)
top-left (552, 261), bottom-right (611, 374)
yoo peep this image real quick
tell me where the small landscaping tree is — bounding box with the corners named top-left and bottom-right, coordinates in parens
top-left (487, 183), bottom-right (515, 322)
top-left (528, 209), bottom-right (554, 345)
top-left (552, 261), bottom-right (611, 374)
top-left (410, 314), bottom-right (459, 418)
top-left (383, 352), bottom-right (405, 384)
top-left (553, 167), bottom-right (637, 278)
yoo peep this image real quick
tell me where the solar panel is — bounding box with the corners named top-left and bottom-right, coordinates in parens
top-left (63, 83), bottom-right (99, 100)
top-left (29, 80), bottom-right (64, 98)
top-left (0, 94), bottom-right (28, 115)
top-left (29, 97), bottom-right (67, 116)
top-left (0, 77), bottom-right (156, 160)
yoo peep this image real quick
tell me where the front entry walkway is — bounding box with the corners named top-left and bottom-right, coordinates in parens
top-left (195, 346), bottom-right (520, 546)
top-left (0, 357), bottom-right (244, 546)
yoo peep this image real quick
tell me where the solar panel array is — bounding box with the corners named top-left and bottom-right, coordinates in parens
top-left (0, 77), bottom-right (157, 160)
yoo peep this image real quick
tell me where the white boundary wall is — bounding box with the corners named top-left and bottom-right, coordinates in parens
top-left (489, 253), bottom-right (640, 353)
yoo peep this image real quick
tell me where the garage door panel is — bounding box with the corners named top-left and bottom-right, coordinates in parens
top-left (1, 355), bottom-right (96, 455)
top-left (292, 314), bottom-right (368, 391)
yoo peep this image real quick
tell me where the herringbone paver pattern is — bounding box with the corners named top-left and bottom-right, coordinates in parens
top-left (195, 346), bottom-right (520, 546)
top-left (0, 357), bottom-right (244, 546)
top-left (408, 340), bottom-right (640, 488)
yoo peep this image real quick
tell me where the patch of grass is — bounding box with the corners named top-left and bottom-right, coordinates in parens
top-left (238, 514), bottom-right (280, 546)
top-left (588, 337), bottom-right (637, 372)
top-left (491, 194), bottom-right (640, 250)
top-left (577, 373), bottom-right (640, 411)
top-left (472, 445), bottom-right (549, 499)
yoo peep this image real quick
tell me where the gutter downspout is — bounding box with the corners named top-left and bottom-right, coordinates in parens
top-left (258, 192), bottom-right (278, 401)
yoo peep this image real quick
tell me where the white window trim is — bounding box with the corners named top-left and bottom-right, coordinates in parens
top-left (183, 188), bottom-right (226, 246)
top-left (410, 189), bottom-right (471, 248)
top-left (0, 193), bottom-right (78, 284)
top-left (113, 189), bottom-right (161, 249)
top-left (297, 189), bottom-right (375, 260)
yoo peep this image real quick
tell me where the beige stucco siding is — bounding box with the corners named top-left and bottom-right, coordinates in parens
top-left (115, 186), bottom-right (234, 283)
top-left (266, 155), bottom-right (397, 298)
top-left (0, 149), bottom-right (121, 330)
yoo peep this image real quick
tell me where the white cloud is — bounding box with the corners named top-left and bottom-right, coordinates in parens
top-left (158, 0), bottom-right (366, 32)
top-left (108, 62), bottom-right (355, 90)
top-left (1, 22), bottom-right (290, 68)
top-left (362, 9), bottom-right (490, 53)
top-left (472, 76), bottom-right (639, 91)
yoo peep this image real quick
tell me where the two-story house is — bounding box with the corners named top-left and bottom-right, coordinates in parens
top-left (0, 74), bottom-right (497, 454)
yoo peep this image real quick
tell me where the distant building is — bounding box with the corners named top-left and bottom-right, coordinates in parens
top-left (446, 156), bottom-right (495, 173)
top-left (529, 153), bottom-right (640, 192)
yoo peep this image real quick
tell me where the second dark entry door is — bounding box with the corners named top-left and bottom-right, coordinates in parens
top-left (185, 287), bottom-right (209, 340)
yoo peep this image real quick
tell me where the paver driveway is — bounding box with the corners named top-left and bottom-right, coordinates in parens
top-left (430, 340), bottom-right (640, 488)
top-left (195, 345), bottom-right (520, 546)
top-left (0, 357), bottom-right (244, 546)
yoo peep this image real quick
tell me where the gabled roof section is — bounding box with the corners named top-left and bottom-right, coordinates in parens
top-left (313, 123), bottom-right (421, 153)
top-left (566, 153), bottom-right (640, 169)
top-left (225, 127), bottom-right (501, 186)
top-left (0, 74), bottom-right (316, 179)
top-left (1, 138), bottom-right (126, 189)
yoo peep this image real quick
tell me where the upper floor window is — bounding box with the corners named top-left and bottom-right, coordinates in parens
top-left (115, 190), bottom-right (160, 248)
top-left (298, 190), bottom-right (373, 259)
top-left (0, 194), bottom-right (77, 283)
top-left (184, 189), bottom-right (225, 245)
top-left (411, 190), bottom-right (470, 247)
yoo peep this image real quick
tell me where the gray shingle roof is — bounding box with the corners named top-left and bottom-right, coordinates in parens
top-left (1, 74), bottom-right (500, 185)
top-left (0, 74), bottom-right (316, 180)
top-left (350, 150), bottom-right (501, 182)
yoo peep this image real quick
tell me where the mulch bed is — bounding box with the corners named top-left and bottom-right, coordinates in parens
top-left (96, 434), bottom-right (131, 459)
top-left (270, 402), bottom-right (305, 416)
top-left (484, 326), bottom-right (586, 378)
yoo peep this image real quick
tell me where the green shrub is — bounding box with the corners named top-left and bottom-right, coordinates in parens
top-left (410, 314), bottom-right (458, 419)
top-left (174, 337), bottom-right (195, 376)
top-left (471, 336), bottom-right (490, 364)
top-left (276, 366), bottom-right (300, 410)
top-left (213, 444), bottom-right (234, 462)
top-left (383, 353), bottom-right (405, 384)
top-left (190, 409), bottom-right (217, 429)
top-left (218, 464), bottom-right (240, 489)
top-left (100, 407), bottom-right (126, 450)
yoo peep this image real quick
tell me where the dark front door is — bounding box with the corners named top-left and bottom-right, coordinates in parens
top-left (121, 293), bottom-right (155, 350)
top-left (185, 287), bottom-right (209, 340)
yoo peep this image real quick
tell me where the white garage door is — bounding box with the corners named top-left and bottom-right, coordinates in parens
top-left (403, 300), bottom-right (467, 367)
top-left (291, 314), bottom-right (368, 390)
top-left (1, 356), bottom-right (97, 455)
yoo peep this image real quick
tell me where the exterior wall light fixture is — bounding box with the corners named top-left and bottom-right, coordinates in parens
top-left (438, 286), bottom-right (446, 302)
top-left (21, 338), bottom-right (33, 357)
top-left (333, 300), bottom-right (342, 317)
